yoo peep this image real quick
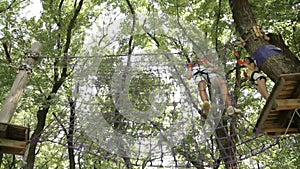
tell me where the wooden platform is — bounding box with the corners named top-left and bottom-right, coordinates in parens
top-left (0, 123), bottom-right (29, 155)
top-left (255, 73), bottom-right (300, 135)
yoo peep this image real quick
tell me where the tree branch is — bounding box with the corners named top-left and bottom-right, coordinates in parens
top-left (25, 1), bottom-right (85, 168)
top-left (61, 0), bottom-right (84, 79)
top-left (125, 0), bottom-right (136, 55)
top-left (68, 98), bottom-right (76, 169)
top-left (215, 0), bottom-right (222, 51)
top-left (2, 41), bottom-right (12, 63)
top-left (63, 0), bottom-right (83, 55)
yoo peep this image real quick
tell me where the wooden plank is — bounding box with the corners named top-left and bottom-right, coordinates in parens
top-left (279, 81), bottom-right (300, 127)
top-left (281, 85), bottom-right (296, 90)
top-left (255, 73), bottom-right (300, 135)
top-left (278, 81), bottom-right (299, 99)
top-left (0, 138), bottom-right (26, 149)
top-left (269, 109), bottom-right (279, 113)
top-left (265, 114), bottom-right (279, 117)
top-left (265, 116), bottom-right (280, 120)
top-left (7, 127), bottom-right (28, 141)
top-left (263, 121), bottom-right (276, 125)
top-left (264, 118), bottom-right (282, 123)
top-left (292, 83), bottom-right (300, 98)
top-left (281, 73), bottom-right (300, 81)
top-left (264, 119), bottom-right (277, 122)
top-left (265, 117), bottom-right (279, 120)
top-left (277, 90), bottom-right (295, 98)
top-left (0, 122), bottom-right (29, 140)
top-left (264, 121), bottom-right (280, 125)
top-left (263, 123), bottom-right (282, 128)
top-left (0, 123), bottom-right (8, 138)
top-left (255, 76), bottom-right (286, 131)
top-left (0, 123), bottom-right (29, 155)
top-left (0, 138), bottom-right (27, 155)
top-left (276, 82), bottom-right (300, 128)
top-left (281, 81), bottom-right (297, 86)
top-left (274, 99), bottom-right (300, 111)
top-left (0, 147), bottom-right (25, 155)
top-left (263, 127), bottom-right (299, 135)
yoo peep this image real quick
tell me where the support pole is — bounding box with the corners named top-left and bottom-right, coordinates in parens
top-left (0, 42), bottom-right (42, 131)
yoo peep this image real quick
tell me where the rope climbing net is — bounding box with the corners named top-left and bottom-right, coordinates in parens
top-left (35, 52), bottom-right (280, 168)
top-left (33, 13), bottom-right (281, 168)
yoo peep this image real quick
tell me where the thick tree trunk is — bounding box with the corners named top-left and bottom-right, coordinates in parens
top-left (229, 0), bottom-right (300, 81)
top-left (267, 33), bottom-right (298, 60)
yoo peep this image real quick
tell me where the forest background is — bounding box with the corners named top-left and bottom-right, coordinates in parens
top-left (0, 0), bottom-right (299, 168)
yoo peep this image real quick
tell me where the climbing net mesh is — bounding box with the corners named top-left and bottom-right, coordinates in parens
top-left (36, 53), bottom-right (279, 168)
top-left (36, 14), bottom-right (280, 168)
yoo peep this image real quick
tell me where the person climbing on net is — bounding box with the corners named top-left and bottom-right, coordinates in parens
top-left (238, 57), bottom-right (269, 100)
top-left (187, 58), bottom-right (242, 116)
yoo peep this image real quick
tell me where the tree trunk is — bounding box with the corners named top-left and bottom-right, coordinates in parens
top-left (24, 107), bottom-right (49, 169)
top-left (229, 0), bottom-right (300, 81)
top-left (267, 33), bottom-right (298, 60)
top-left (68, 99), bottom-right (76, 169)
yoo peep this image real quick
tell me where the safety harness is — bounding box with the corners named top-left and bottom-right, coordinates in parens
top-left (193, 66), bottom-right (211, 85)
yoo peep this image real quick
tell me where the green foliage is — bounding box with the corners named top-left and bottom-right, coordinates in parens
top-left (0, 0), bottom-right (299, 168)
top-left (129, 70), bottom-right (163, 111)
